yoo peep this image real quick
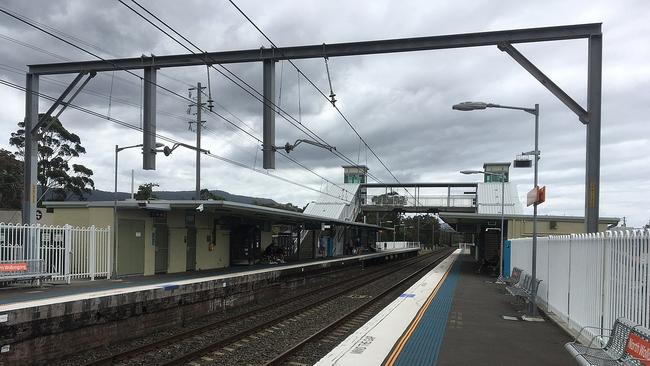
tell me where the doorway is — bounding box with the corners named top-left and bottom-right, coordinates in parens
top-left (186, 227), bottom-right (197, 271)
top-left (117, 219), bottom-right (145, 276)
top-left (154, 223), bottom-right (169, 273)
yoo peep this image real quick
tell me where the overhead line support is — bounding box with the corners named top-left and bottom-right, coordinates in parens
top-left (28, 23), bottom-right (602, 75)
top-left (497, 43), bottom-right (588, 123)
top-left (262, 58), bottom-right (276, 169)
top-left (19, 22), bottom-right (603, 232)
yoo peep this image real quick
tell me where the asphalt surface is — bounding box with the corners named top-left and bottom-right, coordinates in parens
top-left (436, 256), bottom-right (574, 366)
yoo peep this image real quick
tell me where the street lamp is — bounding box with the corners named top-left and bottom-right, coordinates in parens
top-left (112, 142), bottom-right (210, 276)
top-left (454, 100), bottom-right (540, 317)
top-left (404, 226), bottom-right (414, 241)
top-left (112, 142), bottom-right (162, 277)
top-left (460, 170), bottom-right (506, 284)
top-left (393, 222), bottom-right (406, 242)
top-left (377, 220), bottom-right (392, 242)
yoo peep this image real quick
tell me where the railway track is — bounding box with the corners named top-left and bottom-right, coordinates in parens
top-left (73, 251), bottom-right (440, 366)
top-left (264, 250), bottom-right (452, 365)
top-left (158, 249), bottom-right (451, 366)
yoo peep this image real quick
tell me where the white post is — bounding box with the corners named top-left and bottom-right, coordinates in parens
top-left (90, 225), bottom-right (96, 281)
top-left (131, 169), bottom-right (135, 199)
top-left (64, 224), bottom-right (72, 284)
top-left (567, 234), bottom-right (573, 327)
top-left (107, 226), bottom-right (112, 280)
top-left (34, 224), bottom-right (41, 286)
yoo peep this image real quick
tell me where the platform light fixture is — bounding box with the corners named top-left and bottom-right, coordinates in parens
top-left (455, 100), bottom-right (541, 318)
top-left (460, 169), bottom-right (506, 285)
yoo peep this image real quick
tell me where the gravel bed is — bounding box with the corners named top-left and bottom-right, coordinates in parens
top-left (183, 252), bottom-right (448, 365)
top-left (118, 255), bottom-right (429, 365)
top-left (57, 260), bottom-right (396, 366)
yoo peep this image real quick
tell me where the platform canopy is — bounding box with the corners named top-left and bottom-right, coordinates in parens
top-left (44, 200), bottom-right (381, 229)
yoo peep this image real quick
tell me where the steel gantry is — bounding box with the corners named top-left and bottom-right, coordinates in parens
top-left (23, 23), bottom-right (602, 232)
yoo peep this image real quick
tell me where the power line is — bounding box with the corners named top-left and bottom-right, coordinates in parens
top-left (227, 0), bottom-right (411, 194)
top-left (0, 77), bottom-right (349, 203)
top-left (0, 62), bottom-right (191, 123)
top-left (119, 0), bottom-right (383, 184)
top-left (0, 5), bottom-right (363, 198)
top-left (0, 7), bottom-right (196, 106)
top-left (118, 0), bottom-right (375, 193)
top-left (203, 125), bottom-right (355, 199)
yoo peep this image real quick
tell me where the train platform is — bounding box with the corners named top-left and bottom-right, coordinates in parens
top-left (318, 250), bottom-right (574, 366)
top-left (0, 248), bottom-right (417, 311)
top-left (0, 248), bottom-right (418, 364)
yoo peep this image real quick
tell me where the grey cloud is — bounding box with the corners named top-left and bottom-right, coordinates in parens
top-left (0, 0), bottom-right (648, 226)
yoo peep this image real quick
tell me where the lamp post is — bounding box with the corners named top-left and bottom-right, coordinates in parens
top-left (460, 170), bottom-right (506, 284)
top-left (113, 142), bottom-right (210, 277)
top-left (454, 101), bottom-right (540, 317)
top-left (393, 223), bottom-right (406, 242)
top-left (404, 226), bottom-right (414, 241)
top-left (393, 223), bottom-right (398, 242)
top-left (377, 220), bottom-right (392, 242)
top-left (113, 143), bottom-right (159, 277)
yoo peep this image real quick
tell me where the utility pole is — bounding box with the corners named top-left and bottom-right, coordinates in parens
top-left (188, 82), bottom-right (206, 200)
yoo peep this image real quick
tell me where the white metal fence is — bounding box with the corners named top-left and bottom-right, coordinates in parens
top-left (375, 241), bottom-right (421, 251)
top-left (458, 242), bottom-right (474, 254)
top-left (510, 230), bottom-right (650, 340)
top-left (0, 223), bottom-right (111, 283)
top-left (365, 194), bottom-right (475, 208)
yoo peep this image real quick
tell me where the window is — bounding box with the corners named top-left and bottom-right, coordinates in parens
top-left (484, 173), bottom-right (509, 183)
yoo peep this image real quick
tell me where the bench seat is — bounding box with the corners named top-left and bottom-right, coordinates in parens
top-left (564, 318), bottom-right (647, 366)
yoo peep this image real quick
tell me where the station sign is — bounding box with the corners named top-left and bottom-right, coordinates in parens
top-left (513, 158), bottom-right (532, 168)
top-left (527, 186), bottom-right (546, 206)
top-left (0, 262), bottom-right (27, 272)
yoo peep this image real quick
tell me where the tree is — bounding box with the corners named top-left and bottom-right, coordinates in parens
top-left (199, 189), bottom-right (225, 200)
top-left (371, 191), bottom-right (406, 206)
top-left (9, 115), bottom-right (94, 201)
top-left (252, 200), bottom-right (303, 213)
top-left (0, 149), bottom-right (23, 209)
top-left (134, 183), bottom-right (159, 200)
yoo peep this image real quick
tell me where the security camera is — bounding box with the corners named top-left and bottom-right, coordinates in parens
top-left (196, 204), bottom-right (204, 212)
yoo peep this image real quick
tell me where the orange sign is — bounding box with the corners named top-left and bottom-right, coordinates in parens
top-left (0, 262), bottom-right (28, 272)
top-left (627, 333), bottom-right (650, 365)
top-left (526, 186), bottom-right (546, 207)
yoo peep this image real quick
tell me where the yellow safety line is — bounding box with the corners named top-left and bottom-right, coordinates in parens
top-left (383, 256), bottom-right (457, 366)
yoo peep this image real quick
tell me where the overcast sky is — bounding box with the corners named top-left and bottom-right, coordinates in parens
top-left (0, 0), bottom-right (648, 227)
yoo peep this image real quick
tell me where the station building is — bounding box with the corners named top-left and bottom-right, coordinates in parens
top-left (42, 200), bottom-right (380, 277)
top-left (438, 162), bottom-right (619, 263)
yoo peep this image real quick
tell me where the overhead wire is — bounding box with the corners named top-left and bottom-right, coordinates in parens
top-left (0, 77), bottom-right (349, 203)
top-left (120, 0), bottom-right (383, 184)
top-left (227, 0), bottom-right (413, 196)
top-left (0, 62), bottom-right (191, 123)
top-left (0, 7), bottom-right (353, 200)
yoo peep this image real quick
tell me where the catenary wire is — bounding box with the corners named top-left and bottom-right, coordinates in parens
top-left (0, 5), bottom-right (360, 197)
top-left (120, 0), bottom-right (383, 184)
top-left (227, 0), bottom-right (412, 195)
top-left (0, 77), bottom-right (349, 203)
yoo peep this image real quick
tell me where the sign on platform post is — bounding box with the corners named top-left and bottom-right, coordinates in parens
top-left (527, 186), bottom-right (546, 206)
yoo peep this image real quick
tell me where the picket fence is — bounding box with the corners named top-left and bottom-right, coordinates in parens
top-left (0, 222), bottom-right (111, 283)
top-left (510, 229), bottom-right (650, 340)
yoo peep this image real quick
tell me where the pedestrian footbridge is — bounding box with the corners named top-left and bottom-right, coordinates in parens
top-left (360, 182), bottom-right (478, 213)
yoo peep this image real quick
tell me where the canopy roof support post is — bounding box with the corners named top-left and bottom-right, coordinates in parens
top-left (262, 59), bottom-right (276, 169)
top-left (585, 34), bottom-right (602, 233)
top-left (143, 67), bottom-right (157, 170)
top-left (23, 73), bottom-right (39, 225)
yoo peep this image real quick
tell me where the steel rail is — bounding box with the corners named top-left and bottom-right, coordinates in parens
top-left (81, 252), bottom-right (428, 366)
top-left (263, 250), bottom-right (454, 365)
top-left (159, 251), bottom-right (450, 366)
